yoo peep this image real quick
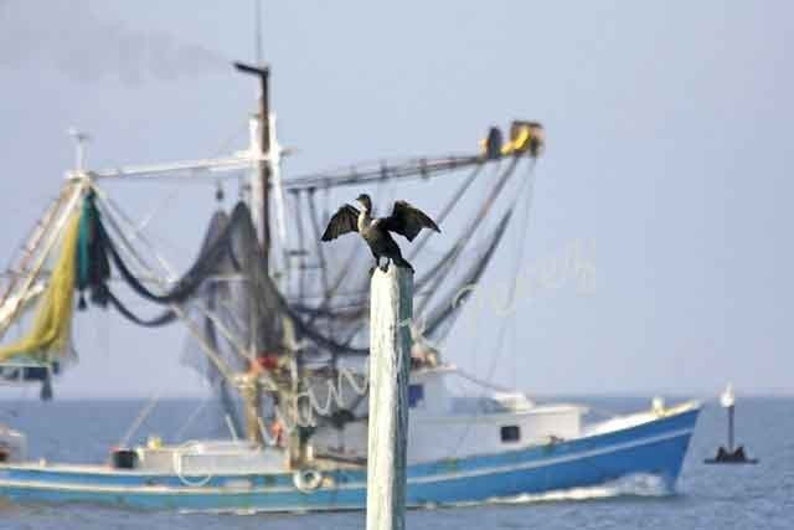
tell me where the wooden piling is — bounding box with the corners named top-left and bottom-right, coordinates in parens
top-left (366, 266), bottom-right (413, 530)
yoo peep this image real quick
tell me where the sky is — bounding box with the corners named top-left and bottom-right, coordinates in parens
top-left (0, 0), bottom-right (792, 399)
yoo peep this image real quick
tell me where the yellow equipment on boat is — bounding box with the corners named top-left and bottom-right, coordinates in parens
top-left (480, 121), bottom-right (545, 159)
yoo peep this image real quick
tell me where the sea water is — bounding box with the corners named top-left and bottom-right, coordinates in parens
top-left (0, 396), bottom-right (791, 529)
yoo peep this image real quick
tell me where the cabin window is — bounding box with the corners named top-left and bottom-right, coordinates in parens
top-left (408, 384), bottom-right (425, 408)
top-left (500, 425), bottom-right (521, 443)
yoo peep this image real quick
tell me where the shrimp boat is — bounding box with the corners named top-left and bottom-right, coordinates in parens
top-left (0, 62), bottom-right (700, 512)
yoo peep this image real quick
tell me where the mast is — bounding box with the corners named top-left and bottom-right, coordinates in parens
top-left (233, 62), bottom-right (304, 459)
top-left (234, 62), bottom-right (271, 270)
top-left (234, 62), bottom-right (271, 446)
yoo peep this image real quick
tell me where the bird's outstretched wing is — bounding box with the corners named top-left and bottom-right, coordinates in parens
top-left (382, 201), bottom-right (441, 241)
top-left (321, 204), bottom-right (360, 241)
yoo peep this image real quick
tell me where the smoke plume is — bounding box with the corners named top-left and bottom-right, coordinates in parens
top-left (0, 0), bottom-right (228, 84)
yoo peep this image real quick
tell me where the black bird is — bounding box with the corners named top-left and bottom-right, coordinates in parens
top-left (321, 194), bottom-right (440, 273)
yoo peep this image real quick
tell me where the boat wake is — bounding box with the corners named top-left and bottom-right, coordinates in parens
top-left (489, 474), bottom-right (672, 505)
top-left (174, 474), bottom-right (672, 515)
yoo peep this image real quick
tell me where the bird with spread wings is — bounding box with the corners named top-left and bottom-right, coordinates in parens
top-left (321, 194), bottom-right (440, 273)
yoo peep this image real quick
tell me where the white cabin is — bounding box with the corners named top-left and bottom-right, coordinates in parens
top-left (313, 365), bottom-right (586, 464)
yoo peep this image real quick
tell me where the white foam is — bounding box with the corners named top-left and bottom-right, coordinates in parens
top-left (490, 473), bottom-right (671, 505)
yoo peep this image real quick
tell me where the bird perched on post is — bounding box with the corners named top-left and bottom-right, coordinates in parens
top-left (321, 194), bottom-right (440, 273)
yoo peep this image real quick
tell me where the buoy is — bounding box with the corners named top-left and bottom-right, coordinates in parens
top-left (704, 384), bottom-right (758, 464)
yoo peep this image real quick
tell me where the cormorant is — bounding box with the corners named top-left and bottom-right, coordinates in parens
top-left (321, 194), bottom-right (440, 273)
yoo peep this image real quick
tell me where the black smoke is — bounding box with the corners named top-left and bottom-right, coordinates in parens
top-left (0, 0), bottom-right (227, 84)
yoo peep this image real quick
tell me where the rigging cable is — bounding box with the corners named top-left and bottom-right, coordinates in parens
top-left (305, 187), bottom-right (339, 369)
top-left (421, 207), bottom-right (515, 342)
top-left (292, 189), bottom-right (307, 303)
top-left (415, 157), bottom-right (520, 315)
top-left (408, 162), bottom-right (484, 260)
top-left (305, 187), bottom-right (331, 327)
top-left (453, 368), bottom-right (513, 393)
top-left (447, 157), bottom-right (538, 459)
top-left (0, 181), bottom-right (85, 341)
top-left (91, 190), bottom-right (243, 383)
top-left (0, 186), bottom-right (71, 312)
top-left (118, 391), bottom-right (162, 448)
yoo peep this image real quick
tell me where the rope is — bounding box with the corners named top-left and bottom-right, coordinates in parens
top-left (293, 190), bottom-right (307, 302)
top-left (105, 291), bottom-right (176, 327)
top-left (408, 162), bottom-right (483, 260)
top-left (422, 208), bottom-right (515, 342)
top-left (447, 158), bottom-right (538, 458)
top-left (0, 186), bottom-right (71, 313)
top-left (224, 414), bottom-right (239, 440)
top-left (416, 158), bottom-right (519, 315)
top-left (94, 191), bottom-right (253, 359)
top-left (453, 368), bottom-right (513, 393)
top-left (304, 188), bottom-right (332, 332)
top-left (97, 203), bottom-right (245, 305)
top-left (257, 417), bottom-right (279, 446)
top-left (118, 392), bottom-right (162, 447)
top-left (174, 396), bottom-right (211, 440)
top-left (92, 190), bottom-right (240, 384)
top-left (91, 186), bottom-right (175, 281)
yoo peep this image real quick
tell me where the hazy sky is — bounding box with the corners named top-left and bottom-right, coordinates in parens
top-left (0, 0), bottom-right (791, 399)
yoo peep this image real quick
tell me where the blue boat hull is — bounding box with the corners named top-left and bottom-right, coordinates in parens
top-left (0, 407), bottom-right (699, 512)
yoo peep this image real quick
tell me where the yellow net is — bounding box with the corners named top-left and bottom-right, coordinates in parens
top-left (0, 212), bottom-right (80, 363)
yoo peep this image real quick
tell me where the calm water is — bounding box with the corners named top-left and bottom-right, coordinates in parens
top-left (1, 396), bottom-right (791, 529)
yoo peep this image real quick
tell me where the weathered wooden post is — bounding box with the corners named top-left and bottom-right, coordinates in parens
top-left (366, 266), bottom-right (413, 530)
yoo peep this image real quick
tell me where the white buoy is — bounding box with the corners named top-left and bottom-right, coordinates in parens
top-left (366, 266), bottom-right (412, 530)
top-left (705, 382), bottom-right (757, 464)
